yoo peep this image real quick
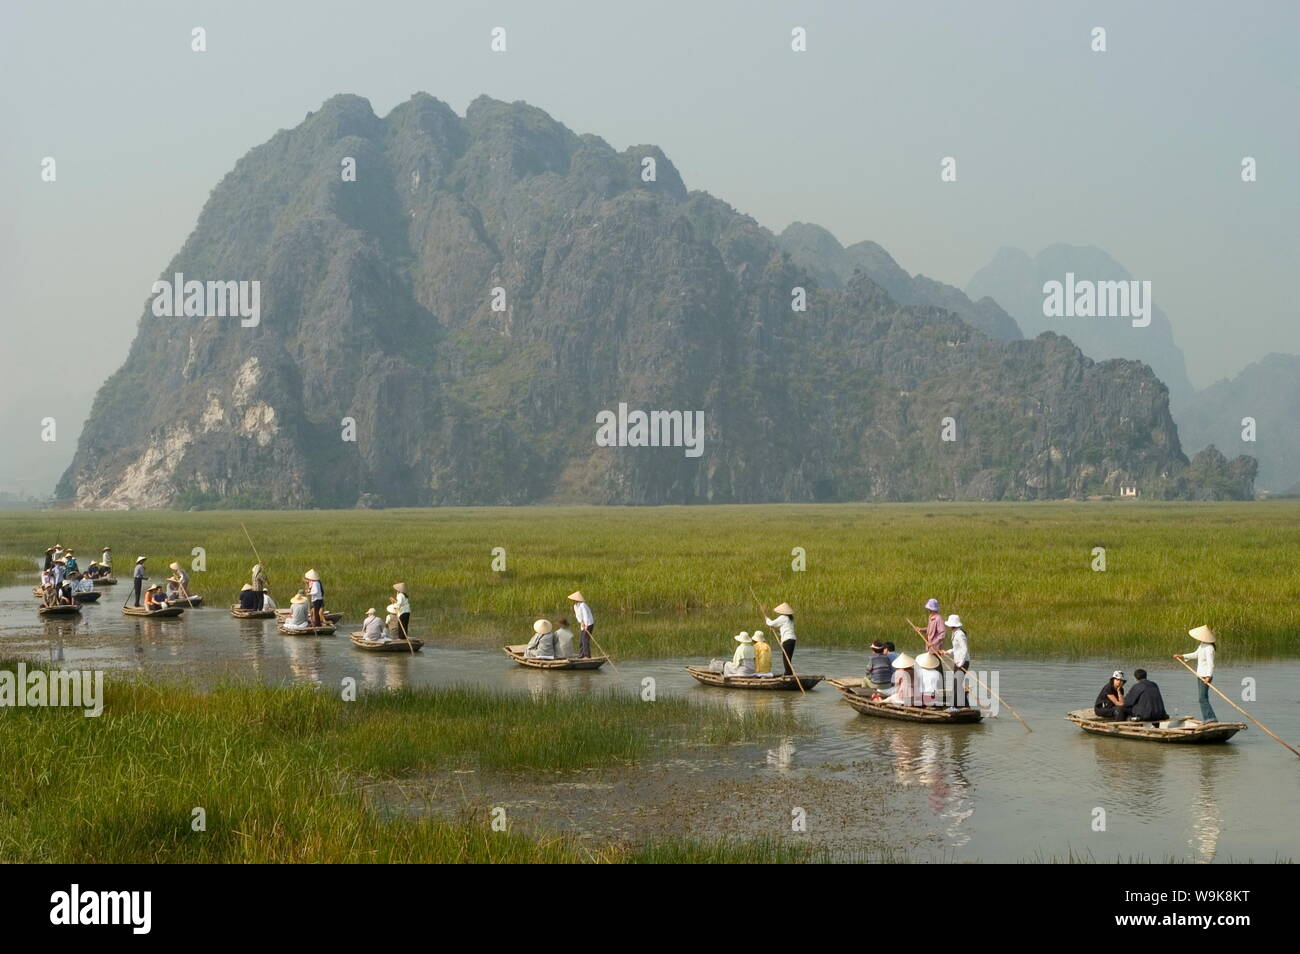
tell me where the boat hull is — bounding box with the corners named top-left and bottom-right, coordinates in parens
top-left (833, 681), bottom-right (983, 723)
top-left (503, 646), bottom-right (608, 670)
top-left (38, 604), bottom-right (82, 616)
top-left (230, 605), bottom-right (276, 619)
top-left (122, 605), bottom-right (184, 618)
top-left (278, 624), bottom-right (337, 636)
top-left (351, 634), bottom-right (424, 652)
top-left (1066, 709), bottom-right (1245, 744)
top-left (685, 666), bottom-right (822, 690)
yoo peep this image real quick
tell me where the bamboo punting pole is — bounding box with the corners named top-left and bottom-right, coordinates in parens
top-left (1172, 655), bottom-right (1300, 759)
top-left (750, 587), bottom-right (805, 693)
top-left (906, 617), bottom-right (1030, 731)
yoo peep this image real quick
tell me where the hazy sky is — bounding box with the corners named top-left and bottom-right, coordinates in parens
top-left (3, 0), bottom-right (1298, 493)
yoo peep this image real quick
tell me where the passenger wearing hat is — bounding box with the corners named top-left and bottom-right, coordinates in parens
top-left (133, 556), bottom-right (147, 607)
top-left (1094, 671), bottom-right (1127, 720)
top-left (383, 603), bottom-right (405, 639)
top-left (722, 632), bottom-right (756, 676)
top-left (882, 653), bottom-right (916, 705)
top-left (167, 562), bottom-right (190, 600)
top-left (251, 564), bottom-right (268, 606)
top-left (304, 570), bottom-right (325, 627)
top-left (284, 592), bottom-right (312, 630)
top-left (1176, 626), bottom-right (1218, 723)
top-left (70, 572), bottom-right (95, 598)
top-left (762, 602), bottom-right (797, 675)
top-left (51, 557), bottom-right (67, 590)
top-left (568, 591), bottom-right (595, 658)
top-left (941, 614), bottom-right (972, 708)
top-left (913, 598), bottom-right (947, 655)
top-left (915, 652), bottom-right (944, 706)
top-left (1114, 668), bottom-right (1169, 723)
top-left (752, 630), bottom-right (774, 677)
top-left (361, 608), bottom-right (389, 642)
top-left (237, 583), bottom-right (261, 611)
top-left (391, 583), bottom-right (411, 639)
top-left (144, 584), bottom-right (169, 610)
top-left (64, 551), bottom-right (78, 574)
top-left (866, 641), bottom-right (894, 691)
top-left (525, 618), bottom-right (557, 659)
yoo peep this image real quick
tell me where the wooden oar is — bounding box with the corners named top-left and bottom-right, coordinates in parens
top-left (749, 587), bottom-right (805, 693)
top-left (1172, 655), bottom-right (1300, 760)
top-left (906, 617), bottom-right (1030, 731)
top-left (582, 623), bottom-right (620, 678)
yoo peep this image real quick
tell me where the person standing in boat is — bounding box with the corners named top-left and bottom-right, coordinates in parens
top-left (391, 583), bottom-right (411, 639)
top-left (1114, 669), bottom-right (1168, 723)
top-left (284, 592), bottom-right (312, 631)
top-left (51, 557), bottom-right (67, 592)
top-left (1175, 625), bottom-right (1218, 723)
top-left (568, 591), bottom-right (595, 658)
top-left (101, 546), bottom-right (113, 576)
top-left (251, 564), bottom-right (268, 607)
top-left (941, 614), bottom-right (971, 708)
top-left (866, 641), bottom-right (894, 691)
top-left (43, 546), bottom-right (55, 571)
top-left (361, 608), bottom-right (389, 642)
top-left (167, 562), bottom-right (191, 600)
top-left (723, 631), bottom-right (756, 676)
top-left (752, 629), bottom-right (775, 677)
top-left (132, 556), bottom-right (147, 606)
top-left (914, 598), bottom-right (947, 655)
top-left (525, 618), bottom-right (557, 659)
top-left (1094, 671), bottom-right (1127, 719)
top-left (51, 543), bottom-right (65, 564)
top-left (554, 618), bottom-right (576, 658)
top-left (763, 602), bottom-right (797, 674)
top-left (915, 652), bottom-right (944, 706)
top-left (304, 569), bottom-right (325, 627)
top-left (882, 652), bottom-right (916, 705)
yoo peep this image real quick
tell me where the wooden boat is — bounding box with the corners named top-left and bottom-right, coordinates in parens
top-left (503, 645), bottom-right (608, 670)
top-left (230, 604), bottom-right (276, 619)
top-left (830, 678), bottom-right (983, 723)
top-left (122, 605), bottom-right (185, 618)
top-left (166, 595), bottom-right (203, 608)
top-left (276, 608), bottom-right (343, 623)
top-left (1065, 709), bottom-right (1246, 744)
top-left (72, 591), bottom-right (102, 603)
top-left (92, 577), bottom-right (118, 586)
top-left (38, 603), bottom-right (82, 617)
top-left (278, 623), bottom-right (337, 636)
top-left (686, 665), bottom-right (823, 691)
top-left (351, 633), bottom-right (424, 653)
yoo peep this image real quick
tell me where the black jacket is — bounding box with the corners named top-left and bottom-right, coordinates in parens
top-left (1124, 679), bottom-right (1168, 722)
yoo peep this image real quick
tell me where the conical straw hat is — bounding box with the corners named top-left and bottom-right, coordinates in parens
top-left (304, 569), bottom-right (320, 581)
top-left (534, 618), bottom-right (554, 634)
top-left (772, 602), bottom-right (794, 615)
top-left (1189, 625), bottom-right (1216, 643)
top-left (567, 591), bottom-right (585, 602)
top-left (892, 652), bottom-right (916, 669)
top-left (916, 652), bottom-right (942, 670)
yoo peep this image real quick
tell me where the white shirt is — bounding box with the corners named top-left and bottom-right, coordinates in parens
top-left (949, 629), bottom-right (969, 667)
top-left (308, 580), bottom-right (323, 600)
top-left (1184, 643), bottom-right (1215, 678)
top-left (763, 614), bottom-right (796, 642)
top-left (362, 616), bottom-right (388, 641)
top-left (392, 592), bottom-right (410, 615)
top-left (101, 550), bottom-right (112, 567)
top-left (918, 667), bottom-right (942, 697)
top-left (572, 601), bottom-right (594, 628)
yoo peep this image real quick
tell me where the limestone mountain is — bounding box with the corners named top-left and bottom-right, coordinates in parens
top-left (966, 244), bottom-right (1196, 404)
top-left (58, 93), bottom-right (1243, 508)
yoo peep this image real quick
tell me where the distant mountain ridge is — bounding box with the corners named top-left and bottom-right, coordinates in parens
top-left (58, 93), bottom-right (1249, 508)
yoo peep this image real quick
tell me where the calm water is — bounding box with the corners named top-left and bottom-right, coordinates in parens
top-left (4, 581), bottom-right (1297, 862)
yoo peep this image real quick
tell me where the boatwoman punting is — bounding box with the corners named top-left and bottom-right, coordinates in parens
top-left (763, 601), bottom-right (796, 674)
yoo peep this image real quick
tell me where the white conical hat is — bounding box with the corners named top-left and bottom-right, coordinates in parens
top-left (892, 652), bottom-right (916, 669)
top-left (567, 591), bottom-right (585, 602)
top-left (393, 582), bottom-right (408, 594)
top-left (916, 652), bottom-right (942, 670)
top-left (734, 631), bottom-right (752, 643)
top-left (533, 618), bottom-right (554, 634)
top-left (136, 556), bottom-right (147, 563)
top-left (304, 569), bottom-right (320, 581)
top-left (1189, 625), bottom-right (1216, 643)
top-left (169, 562), bottom-right (181, 571)
top-left (772, 602), bottom-right (794, 616)
top-left (751, 630), bottom-right (767, 641)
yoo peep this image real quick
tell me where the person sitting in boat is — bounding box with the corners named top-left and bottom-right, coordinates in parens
top-left (866, 641), bottom-right (894, 691)
top-left (1114, 669), bottom-right (1168, 723)
top-left (762, 603), bottom-right (797, 674)
top-left (144, 584), bottom-right (169, 611)
top-left (304, 570), bottom-right (326, 627)
top-left (554, 618), bottom-right (576, 658)
top-left (723, 632), bottom-right (756, 676)
top-left (63, 551), bottom-right (79, 574)
top-left (361, 607), bottom-right (389, 642)
top-left (882, 653), bottom-right (916, 704)
top-left (940, 614), bottom-right (972, 709)
top-left (1175, 625), bottom-right (1218, 724)
top-left (752, 630), bottom-right (775, 677)
top-left (384, 603), bottom-right (405, 639)
top-left (525, 618), bottom-right (557, 659)
top-left (71, 572), bottom-right (95, 597)
top-left (237, 583), bottom-right (261, 610)
top-left (85, 561), bottom-right (102, 579)
top-left (283, 592), bottom-right (313, 630)
top-left (261, 590), bottom-right (278, 612)
top-left (39, 567), bottom-right (56, 601)
top-left (1094, 670), bottom-right (1126, 719)
top-left (913, 598), bottom-right (947, 655)
top-left (915, 652), bottom-right (944, 706)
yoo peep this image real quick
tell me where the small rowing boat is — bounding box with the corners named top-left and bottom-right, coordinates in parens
top-left (278, 623), bottom-right (337, 636)
top-left (351, 633), bottom-right (424, 652)
top-left (830, 678), bottom-right (983, 723)
top-left (686, 666), bottom-right (823, 691)
top-left (1065, 709), bottom-right (1246, 744)
top-left (72, 591), bottom-right (102, 603)
top-left (276, 608), bottom-right (343, 623)
top-left (503, 645), bottom-right (608, 670)
top-left (122, 605), bottom-right (185, 618)
top-left (38, 604), bottom-right (81, 617)
top-left (166, 595), bottom-right (203, 609)
top-left (230, 605), bottom-right (276, 619)
top-left (92, 577), bottom-right (118, 587)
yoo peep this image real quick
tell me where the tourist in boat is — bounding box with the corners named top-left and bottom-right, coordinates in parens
top-left (915, 652), bottom-right (944, 706)
top-left (51, 543), bottom-right (64, 564)
top-left (763, 602), bottom-right (797, 674)
top-left (884, 641), bottom-right (898, 665)
top-left (525, 618), bottom-right (557, 659)
top-left (913, 598), bottom-right (947, 655)
top-left (304, 570), bottom-right (326, 627)
top-left (1175, 625), bottom-right (1217, 723)
top-left (554, 618), bottom-right (576, 658)
top-left (752, 630), bottom-right (775, 677)
top-left (283, 592), bottom-right (312, 631)
top-left (71, 572), bottom-right (95, 598)
top-left (568, 591), bottom-right (595, 658)
top-left (942, 614), bottom-right (972, 708)
top-left (866, 641), bottom-right (894, 691)
top-left (261, 590), bottom-right (278, 611)
top-left (251, 564), bottom-right (268, 605)
top-left (132, 556), bottom-right (147, 607)
top-left (1115, 669), bottom-right (1168, 723)
top-left (144, 584), bottom-right (169, 611)
top-left (43, 546), bottom-right (55, 571)
top-left (391, 583), bottom-right (411, 638)
top-left (1094, 670), bottom-right (1127, 719)
top-left (361, 607), bottom-right (389, 642)
top-left (882, 652), bottom-right (916, 705)
top-left (64, 551), bottom-right (78, 574)
top-left (51, 557), bottom-right (67, 591)
top-left (237, 583), bottom-right (261, 610)
top-left (85, 561), bottom-right (102, 579)
top-left (722, 631), bottom-right (756, 676)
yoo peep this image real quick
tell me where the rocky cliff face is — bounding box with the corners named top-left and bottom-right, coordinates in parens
top-left (60, 94), bottom-right (1211, 507)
